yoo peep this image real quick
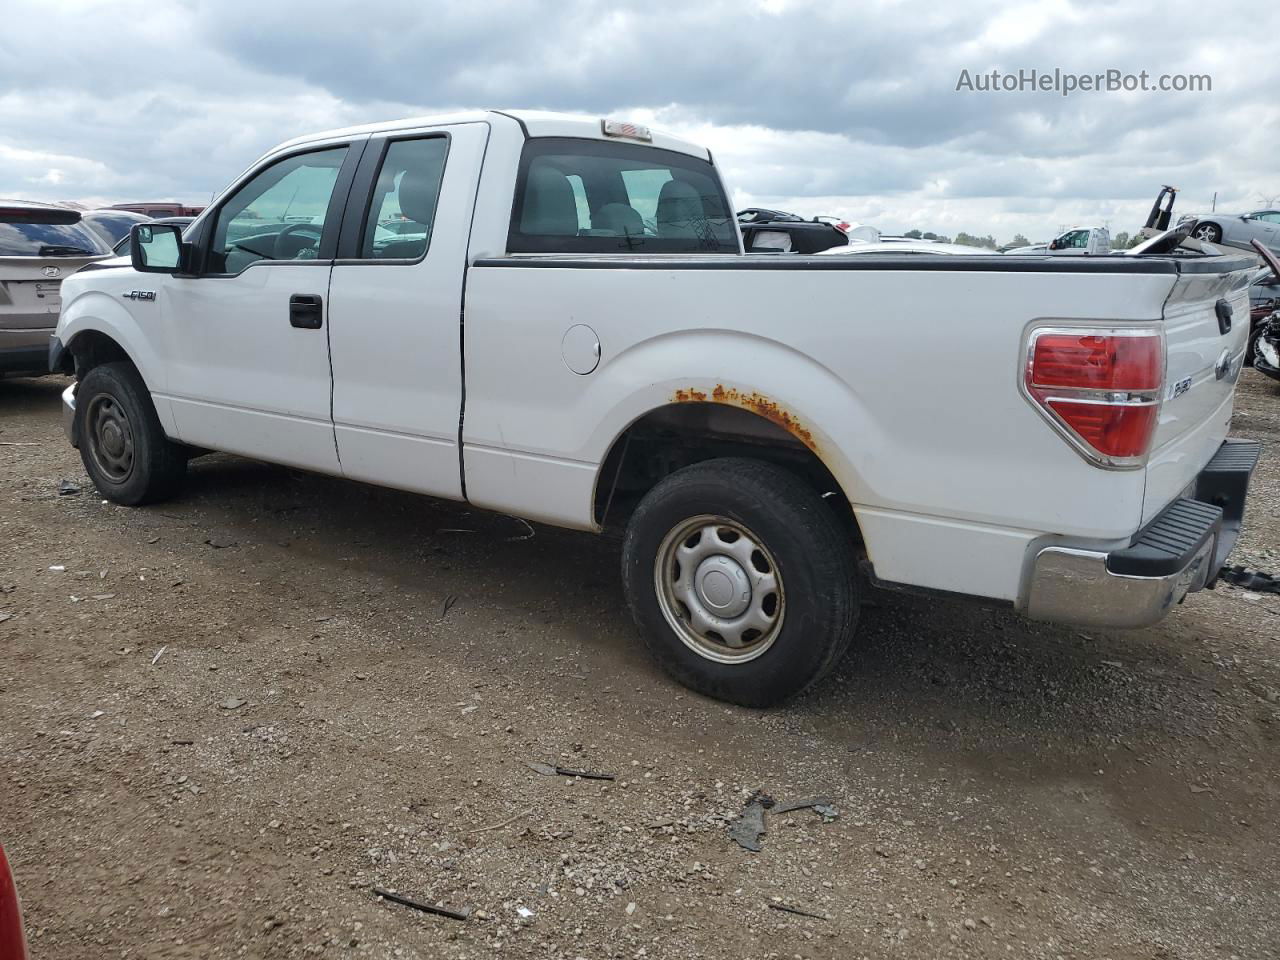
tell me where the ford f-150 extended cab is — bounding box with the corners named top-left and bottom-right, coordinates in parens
top-left (50, 110), bottom-right (1259, 706)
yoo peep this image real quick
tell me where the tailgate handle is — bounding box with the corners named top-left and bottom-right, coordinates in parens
top-left (1215, 299), bottom-right (1233, 335)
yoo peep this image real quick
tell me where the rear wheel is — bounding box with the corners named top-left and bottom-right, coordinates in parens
top-left (1193, 222), bottom-right (1222, 243)
top-left (76, 361), bottom-right (186, 505)
top-left (621, 458), bottom-right (858, 707)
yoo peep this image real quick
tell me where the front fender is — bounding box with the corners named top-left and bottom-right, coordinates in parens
top-left (57, 283), bottom-right (168, 394)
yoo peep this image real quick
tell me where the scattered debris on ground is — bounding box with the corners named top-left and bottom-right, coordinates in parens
top-left (372, 887), bottom-right (471, 922)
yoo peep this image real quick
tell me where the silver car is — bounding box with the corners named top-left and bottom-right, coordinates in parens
top-left (1186, 209), bottom-right (1280, 253)
top-left (1, 201), bottom-right (111, 377)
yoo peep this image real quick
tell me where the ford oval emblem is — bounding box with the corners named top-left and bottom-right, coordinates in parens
top-left (42, 265), bottom-right (60, 278)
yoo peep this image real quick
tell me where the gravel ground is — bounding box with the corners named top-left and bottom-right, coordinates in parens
top-left (2, 372), bottom-right (1279, 960)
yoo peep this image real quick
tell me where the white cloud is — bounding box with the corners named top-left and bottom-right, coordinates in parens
top-left (0, 0), bottom-right (1276, 243)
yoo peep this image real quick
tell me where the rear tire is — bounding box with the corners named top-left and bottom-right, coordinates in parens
top-left (76, 361), bottom-right (186, 505)
top-left (621, 458), bottom-right (859, 707)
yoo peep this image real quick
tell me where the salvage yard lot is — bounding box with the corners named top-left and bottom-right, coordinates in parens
top-left (2, 373), bottom-right (1279, 960)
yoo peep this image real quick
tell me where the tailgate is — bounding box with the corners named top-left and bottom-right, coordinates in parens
top-left (0, 256), bottom-right (106, 331)
top-left (1143, 257), bottom-right (1255, 524)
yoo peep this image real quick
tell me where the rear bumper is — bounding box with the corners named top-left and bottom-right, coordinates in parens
top-left (0, 344), bottom-right (49, 376)
top-left (1024, 439), bottom-right (1260, 628)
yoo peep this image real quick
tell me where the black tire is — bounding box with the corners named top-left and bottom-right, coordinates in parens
top-left (1247, 327), bottom-right (1261, 367)
top-left (1193, 222), bottom-right (1222, 244)
top-left (76, 361), bottom-right (186, 505)
top-left (621, 458), bottom-right (858, 707)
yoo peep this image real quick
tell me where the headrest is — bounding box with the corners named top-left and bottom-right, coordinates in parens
top-left (520, 165), bottom-right (579, 236)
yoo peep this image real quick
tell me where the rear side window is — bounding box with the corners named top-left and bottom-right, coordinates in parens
top-left (0, 218), bottom-right (107, 257)
top-left (358, 136), bottom-right (450, 260)
top-left (507, 138), bottom-right (737, 254)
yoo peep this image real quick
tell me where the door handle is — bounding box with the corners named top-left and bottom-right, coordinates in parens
top-left (289, 293), bottom-right (323, 329)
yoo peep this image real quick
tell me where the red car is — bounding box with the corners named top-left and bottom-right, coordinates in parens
top-left (0, 845), bottom-right (27, 960)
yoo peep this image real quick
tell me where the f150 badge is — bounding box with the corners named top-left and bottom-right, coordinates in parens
top-left (1169, 375), bottom-right (1193, 399)
top-left (122, 290), bottom-right (156, 301)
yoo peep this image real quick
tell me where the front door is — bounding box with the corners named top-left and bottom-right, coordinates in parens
top-left (159, 141), bottom-right (364, 472)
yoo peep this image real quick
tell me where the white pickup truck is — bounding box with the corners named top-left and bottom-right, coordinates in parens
top-left (51, 110), bottom-right (1259, 706)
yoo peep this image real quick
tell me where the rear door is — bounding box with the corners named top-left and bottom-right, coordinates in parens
top-left (325, 121), bottom-right (489, 498)
top-left (1143, 258), bottom-right (1255, 521)
top-left (160, 140), bottom-right (364, 472)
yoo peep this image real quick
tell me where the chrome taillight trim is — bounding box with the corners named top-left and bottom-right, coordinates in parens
top-left (1019, 322), bottom-right (1166, 470)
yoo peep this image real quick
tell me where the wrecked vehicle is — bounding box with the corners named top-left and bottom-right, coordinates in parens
top-left (1246, 239), bottom-right (1280, 364)
top-left (51, 110), bottom-right (1260, 706)
top-left (736, 207), bottom-right (849, 253)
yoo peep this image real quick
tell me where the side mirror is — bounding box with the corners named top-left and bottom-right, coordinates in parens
top-left (130, 223), bottom-right (187, 274)
top-left (1048, 239), bottom-right (1061, 250)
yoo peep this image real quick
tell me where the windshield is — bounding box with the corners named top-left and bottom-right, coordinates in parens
top-left (82, 211), bottom-right (151, 245)
top-left (0, 218), bottom-right (109, 257)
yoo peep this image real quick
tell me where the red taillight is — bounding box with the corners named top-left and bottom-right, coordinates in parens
top-left (1030, 334), bottom-right (1162, 391)
top-left (1024, 328), bottom-right (1164, 467)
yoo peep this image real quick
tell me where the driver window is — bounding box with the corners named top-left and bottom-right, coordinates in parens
top-left (209, 147), bottom-right (347, 273)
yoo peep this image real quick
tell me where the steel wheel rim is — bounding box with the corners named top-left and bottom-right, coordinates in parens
top-left (653, 514), bottom-right (785, 664)
top-left (86, 393), bottom-right (135, 484)
top-left (1193, 225), bottom-right (1218, 241)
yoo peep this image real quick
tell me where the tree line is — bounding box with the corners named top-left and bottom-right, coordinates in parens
top-left (901, 228), bottom-right (1144, 250)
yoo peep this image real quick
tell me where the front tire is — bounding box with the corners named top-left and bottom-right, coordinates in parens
top-left (1193, 222), bottom-right (1222, 243)
top-left (76, 362), bottom-right (186, 505)
top-left (621, 458), bottom-right (858, 707)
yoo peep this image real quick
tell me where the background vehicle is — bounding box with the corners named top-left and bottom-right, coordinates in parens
top-left (51, 110), bottom-right (1259, 706)
top-left (112, 216), bottom-right (195, 256)
top-left (1004, 242), bottom-right (1049, 254)
top-left (0, 845), bottom-right (27, 960)
top-left (1184, 209), bottom-right (1280, 253)
top-left (736, 207), bottom-right (849, 252)
top-left (1, 201), bottom-right (110, 376)
top-left (80, 208), bottom-right (152, 247)
top-left (1045, 226), bottom-right (1111, 255)
top-left (107, 202), bottom-right (205, 218)
top-left (1139, 184), bottom-right (1179, 239)
top-left (1247, 239), bottom-right (1280, 365)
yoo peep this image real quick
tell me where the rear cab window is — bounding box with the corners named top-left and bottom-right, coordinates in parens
top-left (507, 138), bottom-right (737, 254)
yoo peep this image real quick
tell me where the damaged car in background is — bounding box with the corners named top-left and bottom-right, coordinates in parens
top-left (1183, 208), bottom-right (1280, 254)
top-left (1247, 239), bottom-right (1280, 379)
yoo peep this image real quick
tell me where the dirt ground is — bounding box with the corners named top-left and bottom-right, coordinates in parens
top-left (2, 372), bottom-right (1279, 960)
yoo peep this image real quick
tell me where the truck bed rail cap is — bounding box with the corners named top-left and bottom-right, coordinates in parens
top-left (472, 253), bottom-right (1242, 274)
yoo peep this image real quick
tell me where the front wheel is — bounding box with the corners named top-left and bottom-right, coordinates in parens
top-left (1193, 222), bottom-right (1222, 243)
top-left (76, 361), bottom-right (186, 505)
top-left (621, 458), bottom-right (858, 707)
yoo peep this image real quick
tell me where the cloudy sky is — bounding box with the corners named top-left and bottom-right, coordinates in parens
top-left (2, 0), bottom-right (1277, 243)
